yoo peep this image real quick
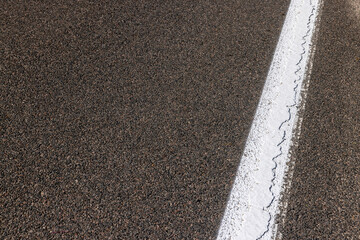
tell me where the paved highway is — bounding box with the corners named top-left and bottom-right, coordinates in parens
top-left (1, 0), bottom-right (358, 239)
top-left (1, 1), bottom-right (290, 239)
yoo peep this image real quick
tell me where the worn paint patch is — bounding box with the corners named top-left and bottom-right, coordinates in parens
top-left (347, 0), bottom-right (360, 26)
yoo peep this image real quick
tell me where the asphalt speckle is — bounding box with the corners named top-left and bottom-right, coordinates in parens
top-left (1, 1), bottom-right (289, 239)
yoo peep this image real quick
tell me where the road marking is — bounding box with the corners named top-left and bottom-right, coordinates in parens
top-left (217, 0), bottom-right (322, 239)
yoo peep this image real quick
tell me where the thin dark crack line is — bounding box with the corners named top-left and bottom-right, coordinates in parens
top-left (278, 108), bottom-right (292, 130)
top-left (277, 131), bottom-right (286, 146)
top-left (256, 2), bottom-right (316, 239)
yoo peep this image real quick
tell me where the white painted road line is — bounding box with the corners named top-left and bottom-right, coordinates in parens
top-left (217, 0), bottom-right (322, 239)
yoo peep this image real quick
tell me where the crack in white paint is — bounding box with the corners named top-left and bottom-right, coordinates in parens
top-left (255, 3), bottom-right (317, 239)
top-left (216, 0), bottom-right (322, 239)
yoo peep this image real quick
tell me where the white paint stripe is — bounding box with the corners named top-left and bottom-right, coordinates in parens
top-left (216, 0), bottom-right (322, 239)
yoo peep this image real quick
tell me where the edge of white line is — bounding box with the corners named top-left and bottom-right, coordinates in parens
top-left (216, 0), bottom-right (322, 239)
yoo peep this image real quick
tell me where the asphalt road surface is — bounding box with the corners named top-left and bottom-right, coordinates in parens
top-left (1, 0), bottom-right (289, 239)
top-left (280, 0), bottom-right (360, 239)
top-left (1, 0), bottom-right (359, 239)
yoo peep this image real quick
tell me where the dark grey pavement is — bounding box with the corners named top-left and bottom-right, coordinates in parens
top-left (280, 0), bottom-right (360, 239)
top-left (1, 1), bottom-right (290, 239)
